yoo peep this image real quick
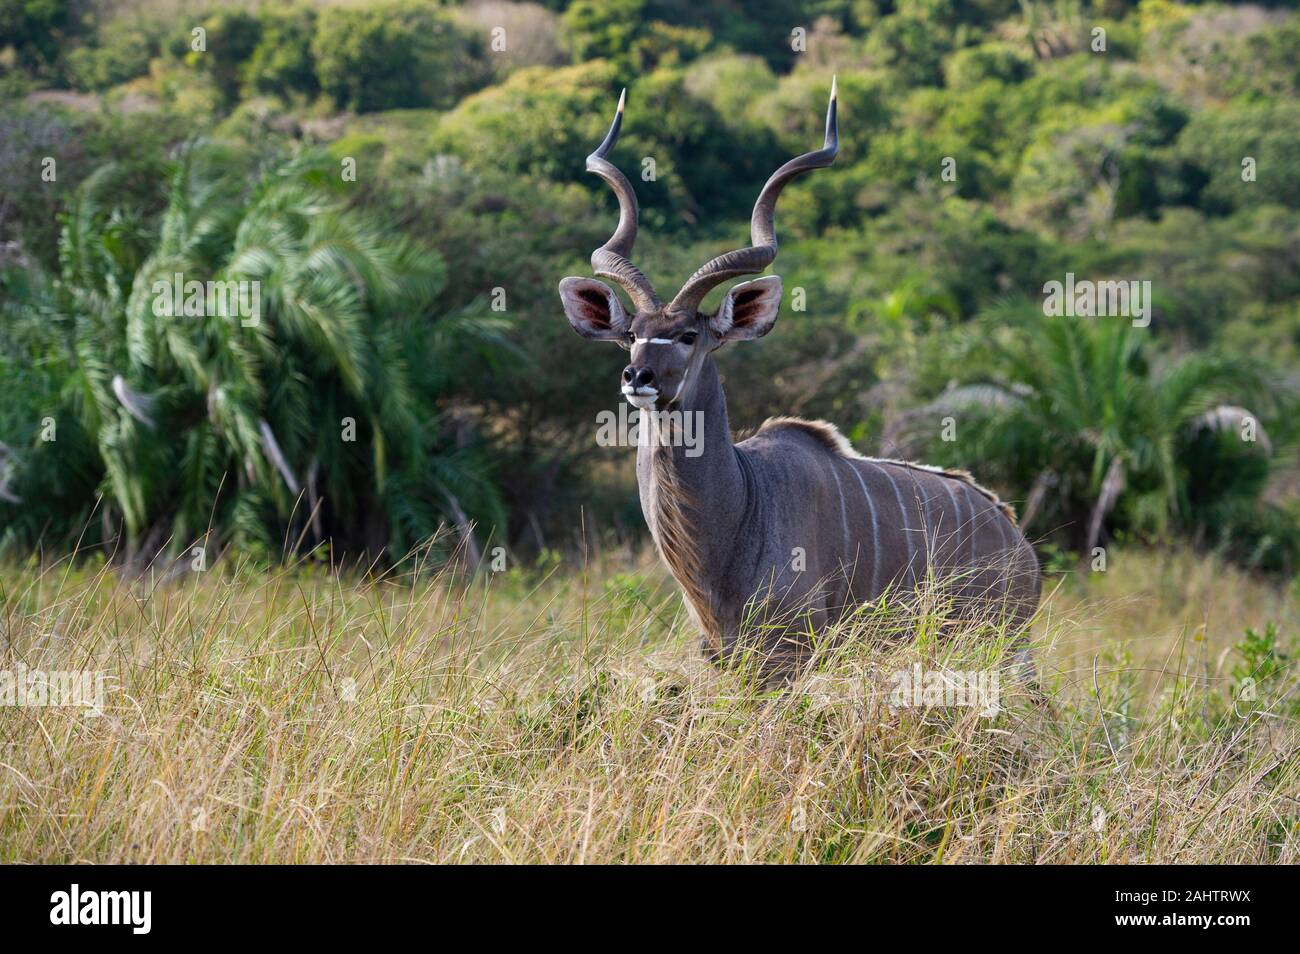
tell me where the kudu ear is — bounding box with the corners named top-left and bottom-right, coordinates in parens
top-left (558, 277), bottom-right (630, 341)
top-left (709, 276), bottom-right (782, 341)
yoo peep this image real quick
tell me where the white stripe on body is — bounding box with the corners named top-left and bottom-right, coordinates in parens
top-left (839, 460), bottom-right (881, 599)
top-left (940, 477), bottom-right (963, 574)
top-left (826, 459), bottom-right (851, 562)
top-left (876, 463), bottom-right (916, 588)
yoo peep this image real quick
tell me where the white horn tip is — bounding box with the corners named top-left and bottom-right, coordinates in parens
top-left (617, 88), bottom-right (626, 113)
top-left (830, 75), bottom-right (838, 100)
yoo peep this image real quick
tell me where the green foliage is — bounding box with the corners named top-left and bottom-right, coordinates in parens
top-left (1, 0), bottom-right (1299, 569)
top-left (0, 0), bottom-right (71, 73)
top-left (1175, 103), bottom-right (1300, 214)
top-left (1099, 207), bottom-right (1300, 345)
top-left (905, 304), bottom-right (1288, 559)
top-left (432, 62), bottom-right (618, 183)
top-left (943, 41), bottom-right (1032, 89)
top-left (563, 0), bottom-right (710, 73)
top-left (563, 0), bottom-right (644, 68)
top-left (862, 0), bottom-right (968, 88)
top-left (313, 1), bottom-right (488, 112)
top-left (64, 17), bottom-right (160, 91)
top-left (681, 53), bottom-right (778, 117)
top-left (0, 142), bottom-right (505, 561)
top-left (1223, 19), bottom-right (1300, 100)
top-left (241, 6), bottom-right (319, 100)
top-left (187, 10), bottom-right (262, 105)
top-left (1232, 622), bottom-right (1291, 703)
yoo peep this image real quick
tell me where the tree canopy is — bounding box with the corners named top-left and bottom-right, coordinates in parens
top-left (1, 0), bottom-right (1297, 573)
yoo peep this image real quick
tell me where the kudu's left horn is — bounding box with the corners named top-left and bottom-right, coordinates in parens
top-left (668, 77), bottom-right (840, 316)
top-left (586, 88), bottom-right (661, 312)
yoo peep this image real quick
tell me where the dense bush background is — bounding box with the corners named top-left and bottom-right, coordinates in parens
top-left (1, 0), bottom-right (1298, 574)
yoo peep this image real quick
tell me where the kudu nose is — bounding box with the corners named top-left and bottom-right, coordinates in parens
top-left (623, 366), bottom-right (656, 389)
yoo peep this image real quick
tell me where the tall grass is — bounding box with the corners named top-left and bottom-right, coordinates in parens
top-left (0, 546), bottom-right (1295, 863)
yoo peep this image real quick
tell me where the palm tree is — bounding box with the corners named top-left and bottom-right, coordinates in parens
top-left (889, 299), bottom-right (1281, 555)
top-left (0, 141), bottom-right (508, 566)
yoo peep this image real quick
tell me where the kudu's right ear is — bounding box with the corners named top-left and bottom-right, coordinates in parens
top-left (709, 275), bottom-right (782, 341)
top-left (558, 277), bottom-right (631, 341)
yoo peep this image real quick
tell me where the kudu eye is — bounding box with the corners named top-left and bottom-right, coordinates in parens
top-left (678, 331), bottom-right (698, 346)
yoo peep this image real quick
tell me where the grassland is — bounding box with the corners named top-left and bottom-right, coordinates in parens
top-left (0, 546), bottom-right (1295, 863)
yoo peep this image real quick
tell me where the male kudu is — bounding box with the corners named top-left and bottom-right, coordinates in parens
top-left (558, 82), bottom-right (1041, 682)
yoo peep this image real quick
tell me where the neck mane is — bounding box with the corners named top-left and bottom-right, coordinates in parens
top-left (636, 355), bottom-right (747, 647)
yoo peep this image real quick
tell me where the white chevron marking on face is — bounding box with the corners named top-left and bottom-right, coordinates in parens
top-left (634, 338), bottom-right (676, 345)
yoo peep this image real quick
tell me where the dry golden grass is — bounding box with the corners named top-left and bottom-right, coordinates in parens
top-left (0, 545), bottom-right (1295, 863)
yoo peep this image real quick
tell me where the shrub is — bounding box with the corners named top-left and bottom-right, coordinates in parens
top-left (943, 41), bottom-right (1032, 90)
top-left (241, 6), bottom-right (318, 99)
top-left (65, 18), bottom-right (158, 91)
top-left (0, 0), bottom-right (72, 74)
top-left (186, 10), bottom-right (262, 104)
top-left (1175, 104), bottom-right (1300, 214)
top-left (431, 61), bottom-right (618, 184)
top-left (312, 1), bottom-right (488, 112)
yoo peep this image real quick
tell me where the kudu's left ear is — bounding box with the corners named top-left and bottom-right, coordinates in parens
top-left (709, 276), bottom-right (783, 341)
top-left (558, 277), bottom-right (631, 341)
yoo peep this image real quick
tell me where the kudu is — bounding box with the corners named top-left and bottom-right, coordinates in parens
top-left (558, 82), bottom-right (1041, 682)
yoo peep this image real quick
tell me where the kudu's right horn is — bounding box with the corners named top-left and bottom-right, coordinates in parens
top-left (668, 76), bottom-right (839, 316)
